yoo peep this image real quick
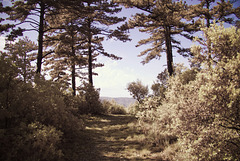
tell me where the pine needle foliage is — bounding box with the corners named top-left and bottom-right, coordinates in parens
top-left (3, 0), bottom-right (67, 73)
top-left (116, 0), bottom-right (198, 75)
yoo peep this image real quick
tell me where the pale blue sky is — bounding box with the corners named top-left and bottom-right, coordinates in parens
top-left (95, 27), bottom-right (190, 97)
top-left (95, 7), bottom-right (190, 97)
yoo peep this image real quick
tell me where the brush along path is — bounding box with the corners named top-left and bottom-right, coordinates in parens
top-left (78, 114), bottom-right (161, 160)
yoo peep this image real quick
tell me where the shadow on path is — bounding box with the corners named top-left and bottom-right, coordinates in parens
top-left (77, 114), bottom-right (158, 161)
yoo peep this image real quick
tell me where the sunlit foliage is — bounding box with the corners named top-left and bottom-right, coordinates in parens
top-left (127, 79), bottom-right (149, 104)
top-left (101, 99), bottom-right (127, 114)
top-left (136, 23), bottom-right (240, 160)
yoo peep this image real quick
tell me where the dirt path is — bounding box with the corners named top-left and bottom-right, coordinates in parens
top-left (77, 114), bottom-right (159, 161)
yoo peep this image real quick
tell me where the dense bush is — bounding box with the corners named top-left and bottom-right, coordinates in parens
top-left (127, 79), bottom-right (149, 104)
top-left (78, 83), bottom-right (105, 114)
top-left (136, 23), bottom-right (240, 160)
top-left (0, 53), bottom-right (84, 161)
top-left (101, 99), bottom-right (126, 115)
top-left (127, 102), bottom-right (140, 115)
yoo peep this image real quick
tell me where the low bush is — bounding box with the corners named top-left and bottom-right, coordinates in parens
top-left (127, 102), bottom-right (139, 115)
top-left (101, 99), bottom-right (126, 115)
top-left (78, 83), bottom-right (106, 115)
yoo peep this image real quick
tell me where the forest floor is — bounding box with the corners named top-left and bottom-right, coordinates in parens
top-left (76, 114), bottom-right (163, 161)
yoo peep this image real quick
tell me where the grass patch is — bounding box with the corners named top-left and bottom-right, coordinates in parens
top-left (77, 114), bottom-right (173, 160)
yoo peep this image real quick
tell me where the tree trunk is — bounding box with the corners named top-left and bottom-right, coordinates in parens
top-left (206, 0), bottom-right (212, 66)
top-left (206, 0), bottom-right (211, 28)
top-left (88, 37), bottom-right (93, 85)
top-left (72, 64), bottom-right (76, 96)
top-left (71, 42), bottom-right (76, 96)
top-left (164, 25), bottom-right (174, 76)
top-left (87, 15), bottom-right (93, 86)
top-left (36, 1), bottom-right (45, 74)
top-left (23, 52), bottom-right (27, 82)
top-left (70, 21), bottom-right (76, 96)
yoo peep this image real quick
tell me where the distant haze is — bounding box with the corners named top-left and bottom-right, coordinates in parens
top-left (100, 97), bottom-right (136, 107)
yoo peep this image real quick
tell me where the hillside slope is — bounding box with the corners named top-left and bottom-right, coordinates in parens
top-left (100, 97), bottom-right (136, 107)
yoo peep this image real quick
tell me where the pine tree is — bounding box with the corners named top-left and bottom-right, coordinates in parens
top-left (3, 0), bottom-right (71, 74)
top-left (117, 0), bottom-right (196, 76)
top-left (190, 0), bottom-right (239, 66)
top-left (44, 9), bottom-right (88, 96)
top-left (44, 0), bottom-right (130, 92)
top-left (4, 37), bottom-right (37, 82)
top-left (191, 0), bottom-right (238, 28)
top-left (0, 2), bottom-right (14, 34)
top-left (80, 0), bottom-right (130, 85)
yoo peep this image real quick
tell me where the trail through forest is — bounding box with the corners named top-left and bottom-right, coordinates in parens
top-left (77, 114), bottom-right (161, 161)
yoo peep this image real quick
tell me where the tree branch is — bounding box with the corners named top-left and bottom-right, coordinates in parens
top-left (43, 50), bottom-right (54, 58)
top-left (219, 124), bottom-right (240, 131)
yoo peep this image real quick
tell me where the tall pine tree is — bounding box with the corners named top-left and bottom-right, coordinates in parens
top-left (191, 0), bottom-right (238, 28)
top-left (117, 0), bottom-right (196, 76)
top-left (3, 0), bottom-right (74, 74)
top-left (80, 0), bottom-right (130, 85)
top-left (44, 9), bottom-right (88, 96)
top-left (44, 0), bottom-right (130, 93)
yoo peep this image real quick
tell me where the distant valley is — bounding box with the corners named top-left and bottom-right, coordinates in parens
top-left (100, 97), bottom-right (136, 107)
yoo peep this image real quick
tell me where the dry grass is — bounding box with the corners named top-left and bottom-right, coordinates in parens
top-left (76, 114), bottom-right (165, 160)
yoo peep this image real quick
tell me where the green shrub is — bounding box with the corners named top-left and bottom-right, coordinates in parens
top-left (78, 83), bottom-right (105, 114)
top-left (127, 102), bottom-right (140, 116)
top-left (1, 122), bottom-right (63, 161)
top-left (0, 54), bottom-right (84, 161)
top-left (136, 23), bottom-right (240, 160)
top-left (137, 56), bottom-right (240, 160)
top-left (136, 96), bottom-right (178, 150)
top-left (101, 99), bottom-right (126, 115)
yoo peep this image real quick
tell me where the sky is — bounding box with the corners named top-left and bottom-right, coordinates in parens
top-left (1, 1), bottom-right (239, 98)
top-left (86, 1), bottom-right (240, 97)
top-left (94, 7), bottom-right (190, 97)
top-left (94, 25), bottom-right (190, 97)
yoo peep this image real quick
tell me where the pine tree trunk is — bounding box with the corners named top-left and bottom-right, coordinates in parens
top-left (71, 44), bottom-right (76, 96)
top-left (164, 25), bottom-right (174, 76)
top-left (36, 1), bottom-right (45, 74)
top-left (72, 64), bottom-right (76, 96)
top-left (206, 0), bottom-right (211, 28)
top-left (23, 52), bottom-right (27, 82)
top-left (71, 43), bottom-right (76, 96)
top-left (206, 0), bottom-right (212, 66)
top-left (70, 22), bottom-right (76, 96)
top-left (88, 38), bottom-right (93, 85)
top-left (87, 15), bottom-right (93, 86)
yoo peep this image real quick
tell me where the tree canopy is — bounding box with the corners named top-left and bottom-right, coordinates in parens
top-left (127, 79), bottom-right (149, 103)
top-left (116, 0), bottom-right (239, 76)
